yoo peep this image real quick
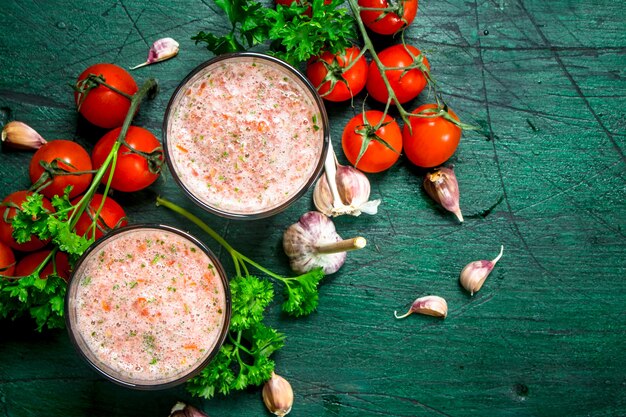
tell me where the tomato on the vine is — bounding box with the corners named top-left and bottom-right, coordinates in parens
top-left (0, 241), bottom-right (16, 277)
top-left (359, 0), bottom-right (418, 35)
top-left (74, 63), bottom-right (138, 129)
top-left (402, 103), bottom-right (462, 168)
top-left (14, 249), bottom-right (71, 281)
top-left (306, 46), bottom-right (368, 102)
top-left (366, 44), bottom-right (430, 104)
top-left (91, 126), bottom-right (163, 192)
top-left (29, 140), bottom-right (93, 199)
top-left (72, 194), bottom-right (128, 240)
top-left (341, 110), bottom-right (402, 173)
top-left (0, 191), bottom-right (54, 252)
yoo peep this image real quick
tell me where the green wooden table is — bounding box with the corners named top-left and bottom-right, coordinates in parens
top-left (1, 0), bottom-right (624, 416)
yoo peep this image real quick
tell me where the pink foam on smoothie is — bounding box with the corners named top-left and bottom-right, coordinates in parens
top-left (70, 228), bottom-right (227, 385)
top-left (166, 57), bottom-right (325, 215)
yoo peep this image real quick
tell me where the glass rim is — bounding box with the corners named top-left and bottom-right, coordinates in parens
top-left (162, 52), bottom-right (330, 220)
top-left (65, 223), bottom-right (232, 390)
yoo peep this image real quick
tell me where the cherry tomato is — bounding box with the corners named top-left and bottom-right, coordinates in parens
top-left (366, 44), bottom-right (430, 104)
top-left (306, 46), bottom-right (368, 102)
top-left (14, 250), bottom-right (71, 281)
top-left (341, 110), bottom-right (402, 173)
top-left (0, 191), bottom-right (54, 252)
top-left (72, 194), bottom-right (128, 240)
top-left (74, 63), bottom-right (138, 129)
top-left (29, 140), bottom-right (93, 199)
top-left (91, 126), bottom-right (163, 192)
top-left (402, 103), bottom-right (462, 168)
top-left (0, 241), bottom-right (16, 276)
top-left (359, 0), bottom-right (418, 35)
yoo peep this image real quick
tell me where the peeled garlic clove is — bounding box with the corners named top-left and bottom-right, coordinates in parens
top-left (459, 245), bottom-right (504, 295)
top-left (395, 295), bottom-right (448, 319)
top-left (314, 162), bottom-right (380, 217)
top-left (283, 211), bottom-right (365, 274)
top-left (130, 37), bottom-right (179, 70)
top-left (169, 402), bottom-right (209, 417)
top-left (1, 121), bottom-right (47, 151)
top-left (263, 372), bottom-right (294, 417)
top-left (423, 167), bottom-right (463, 222)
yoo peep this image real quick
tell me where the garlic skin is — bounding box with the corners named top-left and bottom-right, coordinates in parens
top-left (283, 211), bottom-right (366, 274)
top-left (314, 164), bottom-right (380, 217)
top-left (315, 144), bottom-right (380, 217)
top-left (394, 295), bottom-right (448, 319)
top-left (169, 402), bottom-right (210, 417)
top-left (1, 121), bottom-right (47, 151)
top-left (459, 245), bottom-right (504, 295)
top-left (263, 372), bottom-right (294, 417)
top-left (423, 167), bottom-right (463, 222)
top-left (130, 37), bottom-right (179, 70)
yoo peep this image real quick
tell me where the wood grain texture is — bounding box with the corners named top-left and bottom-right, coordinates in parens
top-left (0, 0), bottom-right (625, 416)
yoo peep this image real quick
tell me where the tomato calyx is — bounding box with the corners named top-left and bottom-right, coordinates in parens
top-left (29, 158), bottom-right (96, 195)
top-left (313, 51), bottom-right (360, 99)
top-left (407, 102), bottom-right (477, 133)
top-left (72, 73), bottom-right (134, 111)
top-left (352, 110), bottom-right (401, 168)
top-left (119, 143), bottom-right (164, 175)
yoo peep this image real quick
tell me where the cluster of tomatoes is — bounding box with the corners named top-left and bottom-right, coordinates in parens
top-left (0, 63), bottom-right (162, 280)
top-left (304, 0), bottom-right (462, 172)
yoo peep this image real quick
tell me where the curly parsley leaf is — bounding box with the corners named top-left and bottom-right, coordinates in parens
top-left (187, 322), bottom-right (285, 399)
top-left (230, 275), bottom-right (274, 332)
top-left (281, 267), bottom-right (324, 316)
top-left (193, 0), bottom-right (356, 65)
top-left (0, 273), bottom-right (67, 331)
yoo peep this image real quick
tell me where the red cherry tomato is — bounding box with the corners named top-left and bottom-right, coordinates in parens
top-left (306, 46), bottom-right (368, 102)
top-left (359, 0), bottom-right (418, 35)
top-left (72, 194), bottom-right (128, 240)
top-left (341, 110), bottom-right (402, 173)
top-left (366, 44), bottom-right (430, 104)
top-left (0, 191), bottom-right (54, 252)
top-left (0, 241), bottom-right (16, 276)
top-left (29, 140), bottom-right (93, 199)
top-left (74, 63), bottom-right (138, 129)
top-left (402, 103), bottom-right (462, 168)
top-left (91, 126), bottom-right (163, 192)
top-left (14, 250), bottom-right (71, 281)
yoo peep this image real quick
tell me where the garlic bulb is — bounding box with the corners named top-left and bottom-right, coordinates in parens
top-left (423, 166), bottom-right (463, 222)
top-left (130, 37), bottom-right (179, 70)
top-left (262, 372), bottom-right (294, 417)
top-left (394, 295), bottom-right (448, 319)
top-left (283, 211), bottom-right (366, 274)
top-left (315, 144), bottom-right (380, 217)
top-left (1, 121), bottom-right (47, 151)
top-left (459, 245), bottom-right (504, 295)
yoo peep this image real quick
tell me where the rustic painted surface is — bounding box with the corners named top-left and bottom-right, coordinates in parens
top-left (0, 0), bottom-right (625, 416)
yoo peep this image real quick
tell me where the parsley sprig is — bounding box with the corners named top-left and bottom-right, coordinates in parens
top-left (192, 0), bottom-right (357, 65)
top-left (156, 196), bottom-right (325, 398)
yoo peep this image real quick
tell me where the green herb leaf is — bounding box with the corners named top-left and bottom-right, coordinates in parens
top-left (281, 267), bottom-right (324, 316)
top-left (230, 275), bottom-right (274, 332)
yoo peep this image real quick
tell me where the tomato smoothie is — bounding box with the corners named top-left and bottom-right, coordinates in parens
top-left (164, 53), bottom-right (329, 219)
top-left (66, 225), bottom-right (230, 388)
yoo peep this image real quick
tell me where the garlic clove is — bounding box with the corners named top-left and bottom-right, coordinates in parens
top-left (1, 121), bottom-right (47, 151)
top-left (283, 211), bottom-right (365, 274)
top-left (262, 372), bottom-right (294, 417)
top-left (169, 402), bottom-right (210, 417)
top-left (130, 37), bottom-right (179, 70)
top-left (423, 166), bottom-right (463, 223)
top-left (314, 153), bottom-right (381, 217)
top-left (459, 245), bottom-right (504, 295)
top-left (394, 295), bottom-right (448, 319)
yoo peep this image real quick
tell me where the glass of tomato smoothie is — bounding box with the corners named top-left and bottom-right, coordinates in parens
top-left (65, 224), bottom-right (231, 389)
top-left (163, 52), bottom-right (329, 219)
